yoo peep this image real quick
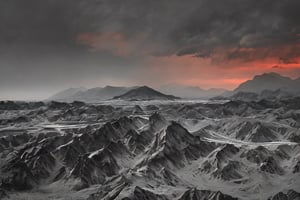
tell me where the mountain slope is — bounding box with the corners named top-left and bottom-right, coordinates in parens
top-left (113, 86), bottom-right (180, 101)
top-left (49, 87), bottom-right (86, 101)
top-left (72, 86), bottom-right (132, 102)
top-left (49, 86), bottom-right (133, 102)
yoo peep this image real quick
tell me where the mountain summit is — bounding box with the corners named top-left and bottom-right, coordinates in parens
top-left (113, 86), bottom-right (180, 101)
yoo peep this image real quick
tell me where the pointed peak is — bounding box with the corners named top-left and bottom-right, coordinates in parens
top-left (135, 85), bottom-right (156, 91)
top-left (113, 85), bottom-right (180, 100)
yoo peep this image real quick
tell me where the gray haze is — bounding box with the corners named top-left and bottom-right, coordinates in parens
top-left (0, 0), bottom-right (300, 100)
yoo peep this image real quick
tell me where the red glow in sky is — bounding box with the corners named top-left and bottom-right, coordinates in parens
top-left (143, 54), bottom-right (300, 89)
top-left (76, 32), bottom-right (300, 90)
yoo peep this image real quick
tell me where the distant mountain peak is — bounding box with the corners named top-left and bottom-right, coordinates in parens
top-left (113, 86), bottom-right (179, 101)
top-left (124, 86), bottom-right (159, 93)
top-left (138, 85), bottom-right (153, 90)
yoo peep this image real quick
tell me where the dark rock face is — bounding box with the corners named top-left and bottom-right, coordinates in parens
top-left (130, 186), bottom-right (169, 200)
top-left (0, 189), bottom-right (9, 199)
top-left (242, 146), bottom-right (271, 164)
top-left (294, 161), bottom-right (300, 173)
top-left (268, 190), bottom-right (300, 200)
top-left (69, 147), bottom-right (121, 189)
top-left (149, 112), bottom-right (168, 132)
top-left (140, 122), bottom-right (216, 169)
top-left (178, 188), bottom-right (238, 200)
top-left (247, 123), bottom-right (277, 142)
top-left (1, 141), bottom-right (57, 190)
top-left (260, 157), bottom-right (284, 175)
top-left (200, 144), bottom-right (243, 181)
top-left (0, 101), bottom-right (45, 110)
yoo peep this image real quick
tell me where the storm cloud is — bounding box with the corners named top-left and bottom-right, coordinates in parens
top-left (0, 0), bottom-right (300, 99)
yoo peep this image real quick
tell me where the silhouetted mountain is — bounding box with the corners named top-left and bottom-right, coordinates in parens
top-left (212, 73), bottom-right (300, 101)
top-left (234, 72), bottom-right (300, 94)
top-left (113, 86), bottom-right (180, 100)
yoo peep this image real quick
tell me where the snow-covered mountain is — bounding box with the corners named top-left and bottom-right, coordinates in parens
top-left (0, 97), bottom-right (300, 199)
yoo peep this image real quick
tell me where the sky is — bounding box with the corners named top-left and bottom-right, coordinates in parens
top-left (0, 0), bottom-right (300, 100)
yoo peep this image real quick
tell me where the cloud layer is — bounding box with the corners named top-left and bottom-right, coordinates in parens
top-left (0, 0), bottom-right (300, 99)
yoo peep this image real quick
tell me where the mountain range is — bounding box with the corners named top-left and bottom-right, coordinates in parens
top-left (49, 72), bottom-right (300, 102)
top-left (217, 73), bottom-right (300, 101)
top-left (1, 97), bottom-right (300, 199)
top-left (49, 85), bottom-right (226, 102)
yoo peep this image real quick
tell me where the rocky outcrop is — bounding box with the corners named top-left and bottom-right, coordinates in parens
top-left (268, 190), bottom-right (300, 200)
top-left (140, 122), bottom-right (216, 169)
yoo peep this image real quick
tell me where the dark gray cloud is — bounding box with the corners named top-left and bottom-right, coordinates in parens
top-left (0, 0), bottom-right (300, 99)
top-left (2, 0), bottom-right (299, 55)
